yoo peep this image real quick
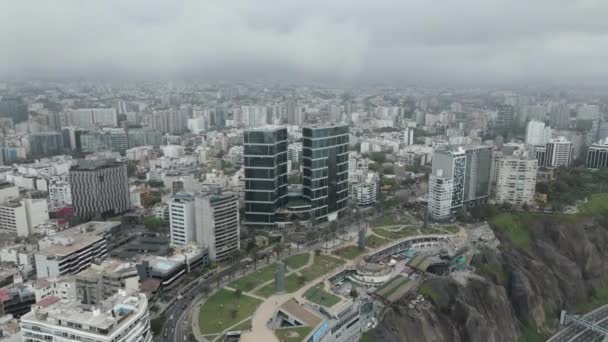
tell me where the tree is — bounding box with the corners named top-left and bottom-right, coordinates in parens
top-left (249, 248), bottom-right (259, 270)
top-left (235, 289), bottom-right (242, 298)
top-left (329, 222), bottom-right (338, 248)
top-left (144, 217), bottom-right (163, 230)
top-left (150, 317), bottom-right (164, 335)
top-left (370, 152), bottom-right (386, 164)
top-left (148, 180), bottom-right (164, 188)
top-left (349, 288), bottom-right (359, 299)
top-left (273, 244), bottom-right (284, 259)
top-left (306, 231), bottom-right (317, 243)
top-left (230, 308), bottom-right (238, 319)
top-left (201, 285), bottom-right (210, 297)
top-left (322, 227), bottom-right (330, 251)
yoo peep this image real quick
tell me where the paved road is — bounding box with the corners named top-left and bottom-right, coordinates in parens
top-left (548, 305), bottom-right (608, 342)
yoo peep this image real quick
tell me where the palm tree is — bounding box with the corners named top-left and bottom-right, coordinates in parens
top-left (329, 222), bottom-right (338, 248)
top-left (323, 227), bottom-right (330, 252)
top-left (201, 284), bottom-right (210, 297)
top-left (249, 247), bottom-right (259, 270)
top-left (273, 243), bottom-right (284, 260)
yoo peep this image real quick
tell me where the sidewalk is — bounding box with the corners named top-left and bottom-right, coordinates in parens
top-left (241, 252), bottom-right (359, 342)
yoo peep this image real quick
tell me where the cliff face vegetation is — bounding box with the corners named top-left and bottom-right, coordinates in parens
top-left (373, 194), bottom-right (608, 342)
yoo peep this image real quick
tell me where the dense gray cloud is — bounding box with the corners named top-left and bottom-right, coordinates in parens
top-left (1, 0), bottom-right (608, 85)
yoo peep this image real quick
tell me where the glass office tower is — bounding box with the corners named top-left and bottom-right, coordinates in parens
top-left (243, 126), bottom-right (288, 226)
top-left (302, 123), bottom-right (350, 220)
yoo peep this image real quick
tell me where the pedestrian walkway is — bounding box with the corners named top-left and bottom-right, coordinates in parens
top-left (241, 253), bottom-right (359, 342)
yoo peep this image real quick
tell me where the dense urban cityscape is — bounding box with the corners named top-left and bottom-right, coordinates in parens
top-left (4, 1), bottom-right (608, 341)
top-left (0, 81), bottom-right (606, 342)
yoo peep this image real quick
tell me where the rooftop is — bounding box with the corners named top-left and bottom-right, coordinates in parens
top-left (37, 221), bottom-right (119, 257)
top-left (70, 159), bottom-right (125, 171)
top-left (23, 290), bottom-right (147, 333)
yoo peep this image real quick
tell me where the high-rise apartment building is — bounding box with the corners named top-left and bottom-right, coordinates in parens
top-left (495, 151), bottom-right (538, 206)
top-left (169, 192), bottom-right (196, 246)
top-left (243, 126), bottom-right (288, 226)
top-left (463, 146), bottom-right (493, 204)
top-left (428, 146), bottom-right (491, 220)
top-left (428, 170), bottom-right (454, 221)
top-left (27, 132), bottom-right (64, 157)
top-left (544, 136), bottom-right (572, 167)
top-left (550, 103), bottom-right (570, 129)
top-left (430, 148), bottom-right (467, 211)
top-left (67, 108), bottom-right (118, 129)
top-left (578, 104), bottom-right (601, 121)
top-left (195, 191), bottom-right (240, 262)
top-left (69, 160), bottom-right (130, 219)
top-left (302, 124), bottom-right (349, 220)
top-left (401, 127), bottom-right (414, 145)
top-left (586, 138), bottom-right (608, 169)
top-left (525, 120), bottom-right (553, 146)
top-left (495, 104), bottom-right (515, 129)
top-left (20, 290), bottom-right (153, 342)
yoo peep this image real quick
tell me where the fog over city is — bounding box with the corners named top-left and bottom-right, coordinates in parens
top-left (2, 0), bottom-right (608, 85)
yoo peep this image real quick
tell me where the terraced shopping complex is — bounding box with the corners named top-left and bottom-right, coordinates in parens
top-left (193, 222), bottom-right (488, 342)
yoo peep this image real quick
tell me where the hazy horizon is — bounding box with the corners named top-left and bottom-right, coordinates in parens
top-left (2, 0), bottom-right (608, 87)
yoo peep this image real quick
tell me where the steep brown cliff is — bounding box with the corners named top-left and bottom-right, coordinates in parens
top-left (373, 213), bottom-right (608, 341)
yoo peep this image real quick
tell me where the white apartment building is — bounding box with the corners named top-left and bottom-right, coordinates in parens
top-left (195, 191), bottom-right (240, 262)
top-left (525, 120), bottom-right (553, 146)
top-left (48, 179), bottom-right (72, 210)
top-left (546, 136), bottom-right (572, 167)
top-left (125, 146), bottom-right (155, 162)
top-left (401, 127), bottom-right (414, 145)
top-left (34, 222), bottom-right (119, 278)
top-left (20, 290), bottom-right (152, 342)
top-left (349, 170), bottom-right (378, 207)
top-left (169, 193), bottom-right (196, 246)
top-left (348, 153), bottom-right (370, 173)
top-left (495, 153), bottom-right (538, 206)
top-left (67, 108), bottom-right (118, 129)
top-left (428, 169), bottom-right (454, 221)
top-left (0, 200), bottom-right (29, 237)
top-left (288, 142), bottom-right (303, 163)
top-left (0, 181), bottom-right (19, 203)
top-left (187, 117), bottom-right (207, 134)
top-left (240, 105), bottom-right (268, 127)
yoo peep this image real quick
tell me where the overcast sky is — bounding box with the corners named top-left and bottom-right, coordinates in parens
top-left (2, 0), bottom-right (608, 86)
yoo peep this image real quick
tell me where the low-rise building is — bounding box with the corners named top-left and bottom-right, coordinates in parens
top-left (34, 222), bottom-right (120, 278)
top-left (20, 290), bottom-right (153, 342)
top-left (75, 259), bottom-right (139, 305)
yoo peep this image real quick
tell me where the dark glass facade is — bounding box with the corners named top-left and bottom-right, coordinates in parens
top-left (243, 127), bottom-right (288, 226)
top-left (302, 124), bottom-right (349, 219)
top-left (587, 144), bottom-right (608, 169)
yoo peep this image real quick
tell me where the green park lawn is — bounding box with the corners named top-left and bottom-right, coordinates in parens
top-left (229, 318), bottom-right (252, 332)
top-left (254, 274), bottom-right (306, 298)
top-left (274, 326), bottom-right (313, 342)
top-left (301, 254), bottom-right (345, 280)
top-left (198, 289), bottom-right (262, 335)
top-left (365, 235), bottom-right (388, 249)
top-left (333, 245), bottom-right (365, 259)
top-left (284, 253), bottom-right (310, 270)
top-left (229, 264), bottom-right (277, 292)
top-left (373, 227), bottom-right (419, 240)
top-left (303, 283), bottom-right (341, 307)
